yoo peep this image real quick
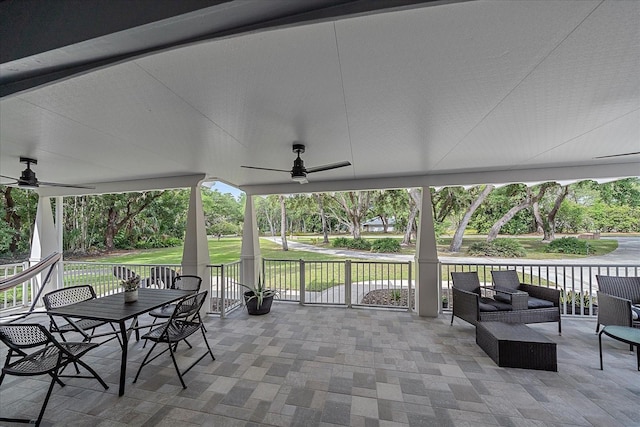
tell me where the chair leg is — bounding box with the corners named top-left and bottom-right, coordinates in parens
top-left (200, 327), bottom-right (215, 361)
top-left (35, 372), bottom-right (59, 426)
top-left (73, 359), bottom-right (109, 390)
top-left (133, 342), bottom-right (159, 383)
top-left (450, 311), bottom-right (454, 325)
top-left (168, 342), bottom-right (187, 389)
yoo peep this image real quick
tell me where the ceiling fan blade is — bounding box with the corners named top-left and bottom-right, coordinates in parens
top-left (0, 174), bottom-right (18, 181)
top-left (594, 151), bottom-right (640, 159)
top-left (38, 181), bottom-right (96, 189)
top-left (241, 165), bottom-right (291, 173)
top-left (306, 161), bottom-right (351, 174)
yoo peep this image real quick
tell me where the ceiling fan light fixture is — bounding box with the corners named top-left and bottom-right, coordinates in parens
top-left (291, 172), bottom-right (308, 184)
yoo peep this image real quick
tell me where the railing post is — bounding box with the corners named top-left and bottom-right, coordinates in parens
top-left (345, 260), bottom-right (352, 308)
top-left (220, 264), bottom-right (225, 319)
top-left (408, 261), bottom-right (412, 313)
top-left (299, 259), bottom-right (305, 305)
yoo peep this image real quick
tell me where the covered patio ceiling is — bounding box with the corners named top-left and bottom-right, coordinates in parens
top-left (1, 0), bottom-right (638, 197)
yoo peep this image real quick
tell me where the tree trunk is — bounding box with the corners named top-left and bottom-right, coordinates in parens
top-left (402, 189), bottom-right (421, 245)
top-left (279, 195), bottom-right (288, 251)
top-left (315, 194), bottom-right (330, 244)
top-left (103, 192), bottom-right (163, 251)
top-left (544, 186), bottom-right (569, 241)
top-left (264, 204), bottom-right (275, 237)
top-left (486, 184), bottom-right (550, 242)
top-left (532, 201), bottom-right (544, 235)
top-left (1, 187), bottom-right (22, 254)
top-left (449, 185), bottom-right (494, 252)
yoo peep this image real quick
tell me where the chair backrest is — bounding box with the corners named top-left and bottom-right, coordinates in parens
top-left (150, 267), bottom-right (179, 289)
top-left (43, 285), bottom-right (97, 310)
top-left (171, 291), bottom-right (208, 323)
top-left (451, 272), bottom-right (481, 295)
top-left (0, 323), bottom-right (53, 352)
top-left (491, 270), bottom-right (521, 290)
top-left (596, 275), bottom-right (640, 304)
top-left (113, 265), bottom-right (138, 281)
top-left (172, 275), bottom-right (203, 292)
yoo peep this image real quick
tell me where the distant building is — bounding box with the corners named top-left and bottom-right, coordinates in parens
top-left (362, 218), bottom-right (395, 233)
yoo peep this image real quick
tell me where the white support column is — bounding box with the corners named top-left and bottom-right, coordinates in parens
top-left (415, 187), bottom-right (440, 317)
top-left (240, 194), bottom-right (261, 286)
top-left (181, 185), bottom-right (211, 310)
top-left (55, 196), bottom-right (64, 291)
top-left (30, 196), bottom-right (60, 305)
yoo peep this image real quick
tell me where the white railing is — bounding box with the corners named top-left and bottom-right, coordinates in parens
top-left (0, 261), bottom-right (29, 312)
top-left (2, 258), bottom-right (638, 319)
top-left (262, 258), bottom-right (413, 310)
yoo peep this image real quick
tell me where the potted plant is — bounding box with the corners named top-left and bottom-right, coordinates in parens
top-left (240, 275), bottom-right (278, 315)
top-left (121, 275), bottom-right (141, 303)
top-left (442, 294), bottom-right (449, 309)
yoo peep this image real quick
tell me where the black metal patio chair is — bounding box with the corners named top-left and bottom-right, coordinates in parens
top-left (43, 285), bottom-right (119, 344)
top-left (134, 291), bottom-right (214, 388)
top-left (0, 323), bottom-right (108, 426)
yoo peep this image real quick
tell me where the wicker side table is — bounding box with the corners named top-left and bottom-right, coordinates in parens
top-left (476, 322), bottom-right (557, 371)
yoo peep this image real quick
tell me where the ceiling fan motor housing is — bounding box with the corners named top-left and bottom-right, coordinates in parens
top-left (291, 155), bottom-right (307, 179)
top-left (19, 168), bottom-right (37, 185)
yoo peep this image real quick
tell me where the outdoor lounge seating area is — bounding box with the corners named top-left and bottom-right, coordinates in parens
top-left (1, 303), bottom-right (638, 426)
top-left (450, 271), bottom-right (562, 334)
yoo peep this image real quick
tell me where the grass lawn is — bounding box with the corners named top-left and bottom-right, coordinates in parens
top-left (81, 233), bottom-right (620, 266)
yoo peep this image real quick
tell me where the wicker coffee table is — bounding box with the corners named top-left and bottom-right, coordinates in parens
top-left (476, 322), bottom-right (557, 371)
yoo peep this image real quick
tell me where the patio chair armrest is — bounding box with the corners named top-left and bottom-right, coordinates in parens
top-left (518, 284), bottom-right (560, 306)
top-left (452, 287), bottom-right (480, 325)
top-left (493, 287), bottom-right (528, 310)
top-left (597, 291), bottom-right (632, 327)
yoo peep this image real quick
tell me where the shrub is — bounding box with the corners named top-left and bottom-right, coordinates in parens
top-left (331, 237), bottom-right (350, 248)
top-left (347, 238), bottom-right (372, 250)
top-left (331, 237), bottom-right (372, 251)
top-left (544, 237), bottom-right (592, 255)
top-left (467, 238), bottom-right (526, 257)
top-left (371, 238), bottom-right (401, 253)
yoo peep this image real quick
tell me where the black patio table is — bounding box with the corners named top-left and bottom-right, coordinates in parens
top-left (47, 288), bottom-right (192, 396)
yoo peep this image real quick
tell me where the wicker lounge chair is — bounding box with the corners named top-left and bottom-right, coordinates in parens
top-left (595, 275), bottom-right (640, 333)
top-left (451, 271), bottom-right (561, 334)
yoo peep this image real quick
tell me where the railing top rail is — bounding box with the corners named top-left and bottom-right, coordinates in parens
top-left (0, 252), bottom-right (61, 291)
top-left (0, 262), bottom-right (27, 269)
top-left (441, 262), bottom-right (639, 268)
top-left (264, 258), bottom-right (410, 265)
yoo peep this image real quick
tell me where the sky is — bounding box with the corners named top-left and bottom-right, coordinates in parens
top-left (204, 181), bottom-right (244, 199)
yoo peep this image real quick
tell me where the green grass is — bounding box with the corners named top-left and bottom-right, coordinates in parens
top-left (81, 234), bottom-right (619, 265)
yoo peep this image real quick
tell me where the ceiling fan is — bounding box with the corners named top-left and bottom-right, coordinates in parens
top-left (0, 157), bottom-right (95, 189)
top-left (594, 151), bottom-right (640, 159)
top-left (241, 144), bottom-right (351, 184)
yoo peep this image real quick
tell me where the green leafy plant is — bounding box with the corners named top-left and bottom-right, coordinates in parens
top-left (467, 238), bottom-right (526, 257)
top-left (239, 275), bottom-right (278, 308)
top-left (371, 238), bottom-right (401, 253)
top-left (390, 289), bottom-right (402, 302)
top-left (544, 237), bottom-right (592, 255)
top-left (120, 275), bottom-right (141, 291)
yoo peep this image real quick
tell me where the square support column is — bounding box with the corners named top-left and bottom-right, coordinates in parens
top-left (415, 187), bottom-right (440, 317)
top-left (30, 196), bottom-right (60, 305)
top-left (182, 185), bottom-right (211, 314)
top-left (240, 194), bottom-right (261, 286)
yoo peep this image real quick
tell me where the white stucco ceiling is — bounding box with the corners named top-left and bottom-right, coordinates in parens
top-left (0, 0), bottom-right (638, 196)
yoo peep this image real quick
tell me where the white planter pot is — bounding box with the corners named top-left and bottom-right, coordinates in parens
top-left (124, 289), bottom-right (138, 303)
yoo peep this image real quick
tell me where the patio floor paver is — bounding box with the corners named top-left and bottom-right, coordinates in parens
top-left (1, 303), bottom-right (639, 426)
